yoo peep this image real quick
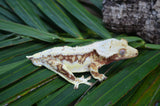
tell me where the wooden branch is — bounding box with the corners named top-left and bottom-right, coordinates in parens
top-left (102, 0), bottom-right (160, 44)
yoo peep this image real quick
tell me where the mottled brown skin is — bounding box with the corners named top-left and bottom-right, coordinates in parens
top-left (51, 50), bottom-right (118, 65)
top-left (30, 50), bottom-right (118, 83)
top-left (89, 63), bottom-right (104, 80)
top-left (57, 64), bottom-right (75, 80)
top-left (53, 51), bottom-right (93, 64)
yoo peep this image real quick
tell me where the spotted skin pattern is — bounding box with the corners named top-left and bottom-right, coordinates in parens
top-left (26, 39), bottom-right (138, 89)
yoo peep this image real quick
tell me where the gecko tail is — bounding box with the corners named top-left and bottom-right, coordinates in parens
top-left (26, 56), bottom-right (33, 60)
top-left (26, 55), bottom-right (42, 67)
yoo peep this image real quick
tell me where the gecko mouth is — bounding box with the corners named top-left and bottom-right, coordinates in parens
top-left (127, 52), bottom-right (138, 58)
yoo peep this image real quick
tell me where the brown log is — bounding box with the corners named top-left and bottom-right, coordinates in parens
top-left (102, 0), bottom-right (160, 44)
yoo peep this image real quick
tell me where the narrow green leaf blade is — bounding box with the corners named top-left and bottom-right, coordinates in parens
top-left (6, 78), bottom-right (66, 106)
top-left (0, 0), bottom-right (11, 10)
top-left (116, 36), bottom-right (144, 42)
top-left (59, 37), bottom-right (97, 43)
top-left (57, 0), bottom-right (111, 39)
top-left (0, 19), bottom-right (59, 42)
top-left (0, 59), bottom-right (26, 75)
top-left (114, 81), bottom-right (143, 105)
top-left (115, 66), bottom-right (160, 105)
top-left (145, 43), bottom-right (160, 50)
top-left (0, 6), bottom-right (21, 23)
top-left (127, 67), bottom-right (160, 105)
top-left (0, 60), bottom-right (38, 89)
top-left (6, 0), bottom-right (49, 31)
top-left (33, 0), bottom-right (83, 38)
top-left (0, 14), bottom-right (10, 20)
top-left (38, 84), bottom-right (89, 106)
top-left (150, 87), bottom-right (160, 106)
top-left (0, 69), bottom-right (55, 103)
top-left (0, 42), bottom-right (47, 61)
top-left (0, 36), bottom-right (33, 49)
top-left (0, 33), bottom-right (14, 41)
top-left (89, 0), bottom-right (103, 9)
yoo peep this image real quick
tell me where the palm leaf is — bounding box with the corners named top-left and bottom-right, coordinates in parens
top-left (0, 0), bottom-right (159, 106)
top-left (128, 67), bottom-right (160, 105)
top-left (0, 19), bottom-right (58, 42)
top-left (0, 6), bottom-right (21, 23)
top-left (0, 33), bottom-right (15, 41)
top-left (145, 44), bottom-right (160, 50)
top-left (115, 66), bottom-right (160, 105)
top-left (6, 0), bottom-right (50, 31)
top-left (57, 0), bottom-right (111, 39)
top-left (0, 36), bottom-right (33, 49)
top-left (33, 0), bottom-right (83, 38)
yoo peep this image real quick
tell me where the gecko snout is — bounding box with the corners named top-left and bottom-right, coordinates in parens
top-left (133, 49), bottom-right (138, 57)
top-left (124, 46), bottom-right (138, 58)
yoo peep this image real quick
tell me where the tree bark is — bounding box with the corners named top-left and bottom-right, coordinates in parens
top-left (102, 0), bottom-right (160, 44)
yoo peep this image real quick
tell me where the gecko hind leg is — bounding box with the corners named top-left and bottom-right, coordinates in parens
top-left (59, 65), bottom-right (92, 89)
top-left (89, 63), bottom-right (107, 81)
top-left (43, 59), bottom-right (92, 89)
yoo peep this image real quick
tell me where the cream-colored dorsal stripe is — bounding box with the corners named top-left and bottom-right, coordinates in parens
top-left (26, 38), bottom-right (121, 59)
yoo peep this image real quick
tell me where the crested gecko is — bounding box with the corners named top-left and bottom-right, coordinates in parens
top-left (26, 38), bottom-right (138, 89)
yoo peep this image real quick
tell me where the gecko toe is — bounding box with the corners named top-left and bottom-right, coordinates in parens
top-left (104, 76), bottom-right (108, 80)
top-left (98, 74), bottom-right (107, 82)
top-left (86, 76), bottom-right (91, 80)
top-left (74, 84), bottom-right (79, 89)
top-left (74, 76), bottom-right (92, 89)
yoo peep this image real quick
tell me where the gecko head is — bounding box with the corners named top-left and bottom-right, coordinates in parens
top-left (95, 38), bottom-right (138, 60)
top-left (111, 39), bottom-right (138, 60)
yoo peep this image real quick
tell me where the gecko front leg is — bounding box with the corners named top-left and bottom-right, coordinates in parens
top-left (43, 59), bottom-right (92, 89)
top-left (89, 63), bottom-right (107, 81)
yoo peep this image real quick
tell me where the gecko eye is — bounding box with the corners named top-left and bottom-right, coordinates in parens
top-left (119, 49), bottom-right (126, 56)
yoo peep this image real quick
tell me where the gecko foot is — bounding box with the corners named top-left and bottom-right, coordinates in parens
top-left (74, 76), bottom-right (92, 89)
top-left (97, 74), bottom-right (107, 82)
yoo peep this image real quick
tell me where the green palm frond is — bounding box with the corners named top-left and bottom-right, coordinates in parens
top-left (0, 0), bottom-right (159, 106)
